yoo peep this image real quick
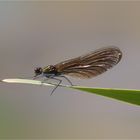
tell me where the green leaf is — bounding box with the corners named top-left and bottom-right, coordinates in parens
top-left (1, 78), bottom-right (140, 106)
top-left (71, 86), bottom-right (140, 106)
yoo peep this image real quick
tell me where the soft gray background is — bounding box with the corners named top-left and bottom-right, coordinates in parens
top-left (0, 1), bottom-right (140, 139)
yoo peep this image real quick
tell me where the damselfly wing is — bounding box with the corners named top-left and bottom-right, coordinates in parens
top-left (54, 47), bottom-right (122, 78)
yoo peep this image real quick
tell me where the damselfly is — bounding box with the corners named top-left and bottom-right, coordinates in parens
top-left (34, 46), bottom-right (122, 95)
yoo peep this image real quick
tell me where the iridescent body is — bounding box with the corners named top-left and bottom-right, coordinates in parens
top-left (34, 65), bottom-right (60, 78)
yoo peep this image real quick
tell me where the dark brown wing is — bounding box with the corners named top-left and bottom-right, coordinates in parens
top-left (55, 46), bottom-right (122, 79)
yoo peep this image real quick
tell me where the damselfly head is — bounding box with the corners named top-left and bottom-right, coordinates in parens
top-left (34, 67), bottom-right (43, 76)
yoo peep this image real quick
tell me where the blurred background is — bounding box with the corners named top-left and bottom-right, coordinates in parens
top-left (0, 1), bottom-right (140, 139)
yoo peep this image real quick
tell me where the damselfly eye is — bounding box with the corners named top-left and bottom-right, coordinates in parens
top-left (34, 67), bottom-right (42, 75)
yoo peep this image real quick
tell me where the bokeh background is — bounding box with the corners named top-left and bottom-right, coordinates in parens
top-left (0, 1), bottom-right (140, 139)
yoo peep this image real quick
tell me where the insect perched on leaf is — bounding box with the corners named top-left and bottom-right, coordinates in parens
top-left (34, 46), bottom-right (122, 95)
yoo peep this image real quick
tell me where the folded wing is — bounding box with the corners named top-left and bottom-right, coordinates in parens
top-left (55, 47), bottom-right (122, 79)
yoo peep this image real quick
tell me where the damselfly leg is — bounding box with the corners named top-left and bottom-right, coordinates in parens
top-left (57, 75), bottom-right (73, 86)
top-left (39, 76), bottom-right (73, 95)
